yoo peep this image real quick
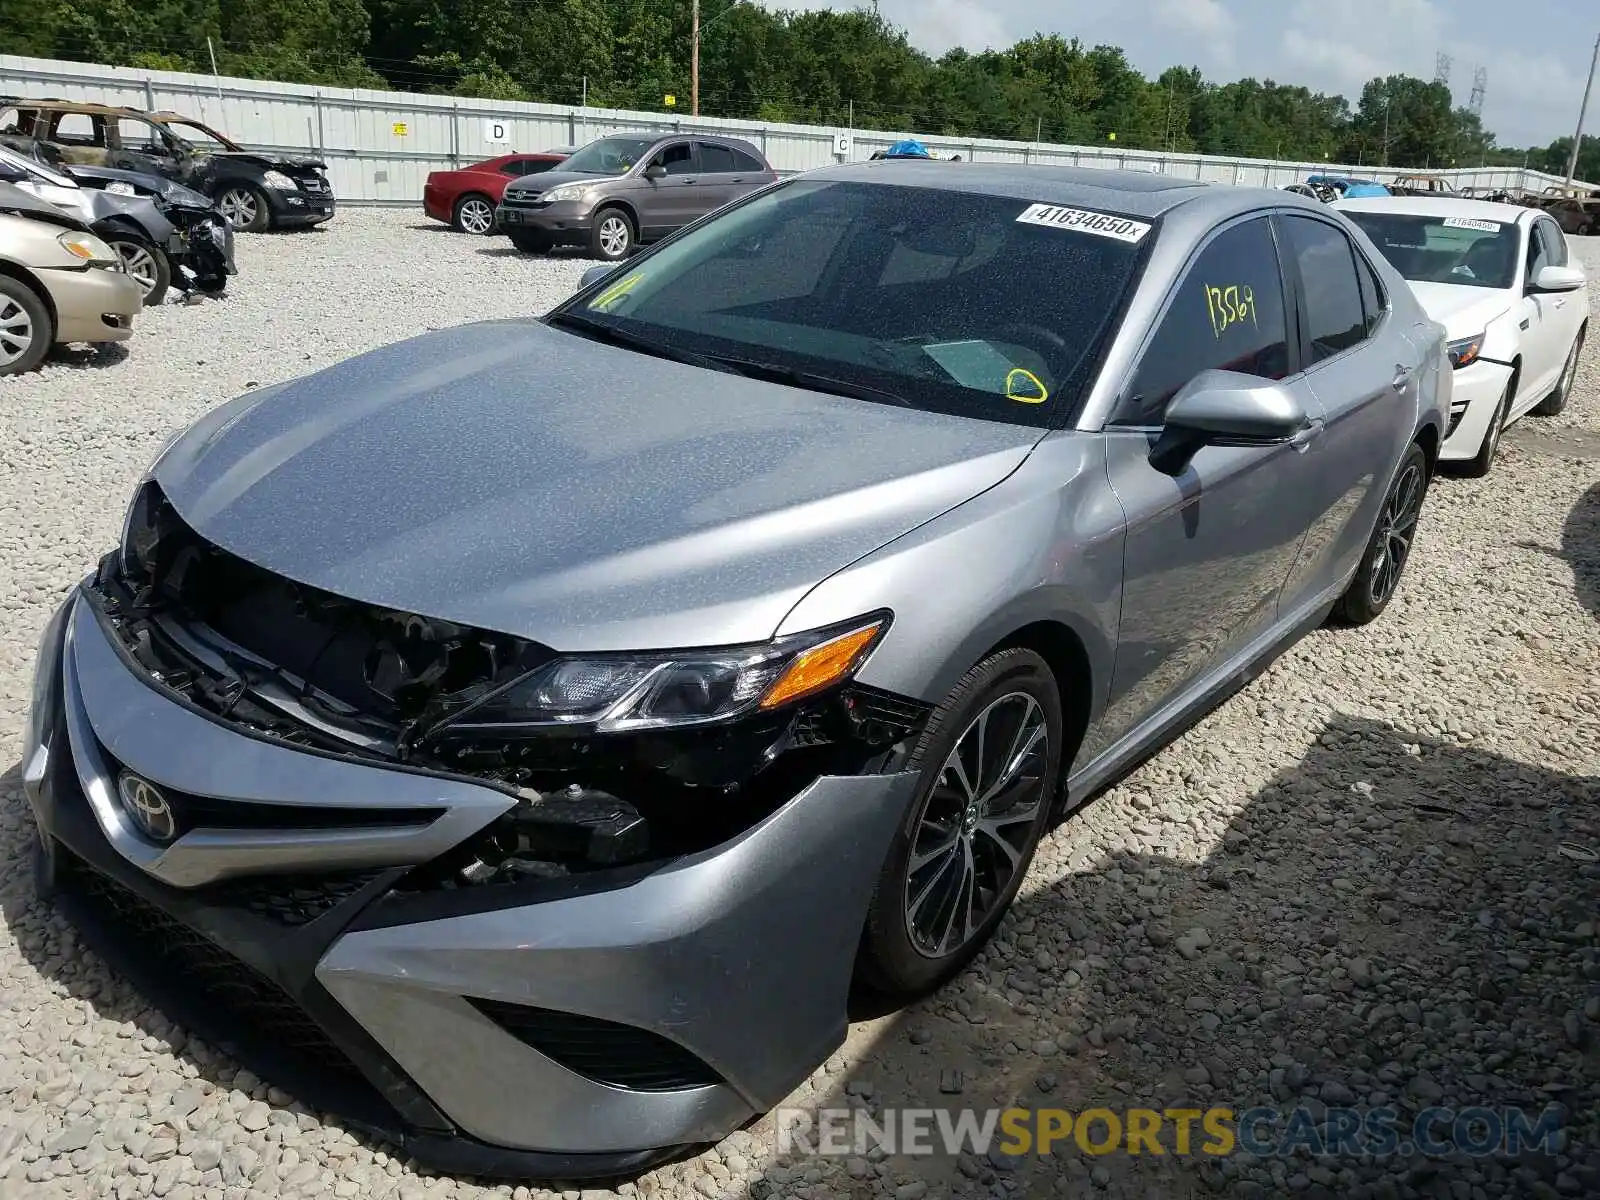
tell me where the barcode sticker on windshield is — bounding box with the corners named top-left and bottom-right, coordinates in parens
top-left (1016, 203), bottom-right (1152, 243)
top-left (1442, 217), bottom-right (1501, 231)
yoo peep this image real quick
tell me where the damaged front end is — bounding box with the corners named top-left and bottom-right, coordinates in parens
top-left (93, 482), bottom-right (929, 889)
top-left (161, 202), bottom-right (235, 295)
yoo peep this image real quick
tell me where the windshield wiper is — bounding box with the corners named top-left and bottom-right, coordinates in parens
top-left (701, 356), bottom-right (917, 408)
top-left (546, 312), bottom-right (740, 374)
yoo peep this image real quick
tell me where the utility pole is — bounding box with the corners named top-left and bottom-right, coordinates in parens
top-left (1565, 29), bottom-right (1599, 186)
top-left (691, 0), bottom-right (700, 116)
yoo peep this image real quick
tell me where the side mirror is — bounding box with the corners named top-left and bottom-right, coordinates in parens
top-left (1531, 264), bottom-right (1585, 293)
top-left (1148, 370), bottom-right (1309, 476)
top-left (643, 163), bottom-right (666, 180)
top-left (579, 263), bottom-right (616, 290)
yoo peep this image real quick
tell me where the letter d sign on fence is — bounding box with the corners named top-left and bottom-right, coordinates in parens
top-left (485, 120), bottom-right (510, 144)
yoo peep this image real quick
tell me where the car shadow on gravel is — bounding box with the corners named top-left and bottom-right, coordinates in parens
top-left (1560, 482), bottom-right (1600, 621)
top-left (3, 717), bottom-right (1597, 1199)
top-left (742, 715), bottom-right (1600, 1200)
top-left (44, 343), bottom-right (130, 371)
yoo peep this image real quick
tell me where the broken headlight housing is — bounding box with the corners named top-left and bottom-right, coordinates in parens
top-left (437, 614), bottom-right (890, 735)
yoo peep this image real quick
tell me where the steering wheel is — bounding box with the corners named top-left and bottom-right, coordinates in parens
top-left (993, 321), bottom-right (1069, 354)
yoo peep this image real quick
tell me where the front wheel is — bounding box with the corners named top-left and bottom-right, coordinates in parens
top-left (589, 208), bottom-right (635, 261)
top-left (104, 234), bottom-right (170, 306)
top-left (0, 276), bottom-right (54, 376)
top-left (215, 184), bottom-right (270, 233)
top-left (856, 648), bottom-right (1063, 999)
top-left (1332, 442), bottom-right (1430, 626)
top-left (1459, 380), bottom-right (1510, 478)
top-left (1532, 327), bottom-right (1584, 417)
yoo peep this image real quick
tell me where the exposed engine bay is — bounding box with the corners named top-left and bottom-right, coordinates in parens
top-left (90, 483), bottom-right (930, 886)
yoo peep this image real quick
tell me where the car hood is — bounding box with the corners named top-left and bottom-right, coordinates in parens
top-left (208, 150), bottom-right (326, 172)
top-left (1405, 282), bottom-right (1512, 338)
top-left (151, 319), bottom-right (1041, 651)
top-left (68, 164), bottom-right (216, 211)
top-left (502, 168), bottom-right (625, 199)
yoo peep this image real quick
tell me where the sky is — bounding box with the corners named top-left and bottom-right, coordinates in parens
top-left (766, 0), bottom-right (1597, 149)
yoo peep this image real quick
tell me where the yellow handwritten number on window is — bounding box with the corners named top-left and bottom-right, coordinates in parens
top-left (1204, 284), bottom-right (1257, 339)
top-left (1005, 368), bottom-right (1049, 404)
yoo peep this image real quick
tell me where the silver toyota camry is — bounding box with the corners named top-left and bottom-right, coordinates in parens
top-left (24, 163), bottom-right (1449, 1178)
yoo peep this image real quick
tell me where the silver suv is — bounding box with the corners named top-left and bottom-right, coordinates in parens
top-left (496, 132), bottom-right (776, 260)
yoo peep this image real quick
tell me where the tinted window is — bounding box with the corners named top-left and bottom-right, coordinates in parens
top-left (654, 142), bottom-right (696, 175)
top-left (1537, 219), bottom-right (1569, 267)
top-left (1282, 216), bottom-right (1367, 364)
top-left (731, 147), bottom-right (766, 173)
top-left (497, 161), bottom-right (523, 176)
top-left (1343, 211), bottom-right (1519, 289)
top-left (698, 143), bottom-right (738, 173)
top-left (523, 158), bottom-right (558, 175)
top-left (1526, 220), bottom-right (1549, 283)
top-left (1117, 217), bottom-right (1289, 426)
top-left (564, 180), bottom-right (1145, 428)
top-left (1356, 251), bottom-right (1385, 336)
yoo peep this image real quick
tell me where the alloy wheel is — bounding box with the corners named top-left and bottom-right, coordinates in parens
top-left (115, 242), bottom-right (161, 298)
top-left (1368, 460), bottom-right (1425, 607)
top-left (1559, 339), bottom-right (1580, 398)
top-left (458, 198), bottom-right (493, 234)
top-left (598, 215), bottom-right (630, 258)
top-left (0, 295), bottom-right (34, 367)
top-left (904, 692), bottom-right (1049, 958)
top-left (217, 188), bottom-right (259, 229)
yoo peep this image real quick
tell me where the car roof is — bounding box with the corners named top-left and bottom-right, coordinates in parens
top-left (0, 96), bottom-right (148, 118)
top-left (793, 161), bottom-right (1257, 220)
top-left (1333, 195), bottom-right (1534, 223)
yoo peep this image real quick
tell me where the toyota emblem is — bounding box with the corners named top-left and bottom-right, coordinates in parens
top-left (116, 771), bottom-right (178, 844)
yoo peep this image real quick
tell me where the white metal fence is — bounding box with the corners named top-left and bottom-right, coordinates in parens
top-left (3, 52), bottom-right (1592, 206)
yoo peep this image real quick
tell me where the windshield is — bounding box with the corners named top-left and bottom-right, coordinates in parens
top-left (1345, 211), bottom-right (1519, 290)
top-left (558, 137), bottom-right (655, 175)
top-left (163, 121), bottom-right (238, 151)
top-left (0, 145), bottom-right (75, 188)
top-left (551, 180), bottom-right (1147, 427)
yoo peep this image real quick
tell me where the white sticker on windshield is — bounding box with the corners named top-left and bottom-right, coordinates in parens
top-left (1015, 203), bottom-right (1151, 243)
top-left (1442, 217), bottom-right (1501, 231)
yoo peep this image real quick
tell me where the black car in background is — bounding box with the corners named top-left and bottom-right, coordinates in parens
top-left (0, 98), bottom-right (335, 232)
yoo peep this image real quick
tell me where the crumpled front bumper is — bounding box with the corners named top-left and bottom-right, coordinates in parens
top-left (23, 587), bottom-right (915, 1178)
top-left (1439, 359), bottom-right (1514, 461)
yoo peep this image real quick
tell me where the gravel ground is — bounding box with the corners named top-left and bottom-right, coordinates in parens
top-left (0, 212), bottom-right (1596, 1200)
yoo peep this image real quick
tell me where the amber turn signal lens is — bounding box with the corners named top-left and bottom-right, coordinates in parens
top-left (759, 622), bottom-right (884, 710)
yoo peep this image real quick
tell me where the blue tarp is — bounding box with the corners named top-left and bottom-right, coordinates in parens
top-left (885, 139), bottom-right (933, 158)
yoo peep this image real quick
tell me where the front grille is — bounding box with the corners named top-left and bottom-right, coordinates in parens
top-left (295, 175), bottom-right (331, 195)
top-left (469, 998), bottom-right (723, 1091)
top-left (58, 851), bottom-right (375, 1096)
top-left (205, 871), bottom-right (386, 926)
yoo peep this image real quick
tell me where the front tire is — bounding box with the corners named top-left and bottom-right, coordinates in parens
top-left (857, 648), bottom-right (1064, 999)
top-left (1532, 326), bottom-right (1584, 417)
top-left (589, 207), bottom-right (635, 261)
top-left (1460, 380), bottom-right (1510, 478)
top-left (1332, 442), bottom-right (1430, 626)
top-left (104, 234), bottom-right (170, 306)
top-left (0, 276), bottom-right (54, 376)
top-left (215, 184), bottom-right (270, 233)
top-left (452, 193), bottom-right (495, 235)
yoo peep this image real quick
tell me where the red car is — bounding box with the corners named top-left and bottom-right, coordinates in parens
top-left (423, 152), bottom-right (569, 234)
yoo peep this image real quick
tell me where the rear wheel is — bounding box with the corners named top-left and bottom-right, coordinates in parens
top-left (1532, 326), bottom-right (1584, 417)
top-left (0, 277), bottom-right (53, 376)
top-left (452, 193), bottom-right (495, 235)
top-left (589, 207), bottom-right (635, 261)
top-left (104, 234), bottom-right (170, 306)
top-left (857, 648), bottom-right (1063, 999)
top-left (1332, 443), bottom-right (1430, 626)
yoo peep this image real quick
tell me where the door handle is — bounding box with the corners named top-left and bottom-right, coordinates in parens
top-left (1391, 365), bottom-right (1413, 392)
top-left (1554, 298), bottom-right (1567, 308)
top-left (678, 177), bottom-right (697, 184)
top-left (1289, 418), bottom-right (1325, 451)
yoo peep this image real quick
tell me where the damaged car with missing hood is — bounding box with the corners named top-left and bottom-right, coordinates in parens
top-left (23, 164), bottom-right (1443, 1178)
top-left (0, 98), bottom-right (334, 232)
top-left (0, 144), bottom-right (233, 304)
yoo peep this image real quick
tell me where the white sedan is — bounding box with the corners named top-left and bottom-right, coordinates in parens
top-left (1334, 196), bottom-right (1588, 475)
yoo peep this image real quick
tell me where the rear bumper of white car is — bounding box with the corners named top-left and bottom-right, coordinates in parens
top-left (1439, 360), bottom-right (1513, 461)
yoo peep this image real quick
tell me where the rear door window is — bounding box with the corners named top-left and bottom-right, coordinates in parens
top-left (51, 112), bottom-right (102, 146)
top-left (1115, 216), bottom-right (1291, 426)
top-left (697, 142), bottom-right (739, 174)
top-left (1280, 215), bottom-right (1370, 365)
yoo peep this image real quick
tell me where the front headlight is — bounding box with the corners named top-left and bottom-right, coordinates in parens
top-left (439, 615), bottom-right (889, 734)
top-left (540, 182), bottom-right (593, 204)
top-left (261, 169), bottom-right (297, 190)
top-left (1446, 333), bottom-right (1485, 370)
top-left (56, 231), bottom-right (117, 265)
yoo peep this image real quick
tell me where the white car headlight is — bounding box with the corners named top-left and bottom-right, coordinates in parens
top-left (261, 170), bottom-right (297, 190)
top-left (1446, 333), bottom-right (1485, 370)
top-left (540, 182), bottom-right (593, 204)
top-left (56, 231), bottom-right (118, 265)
